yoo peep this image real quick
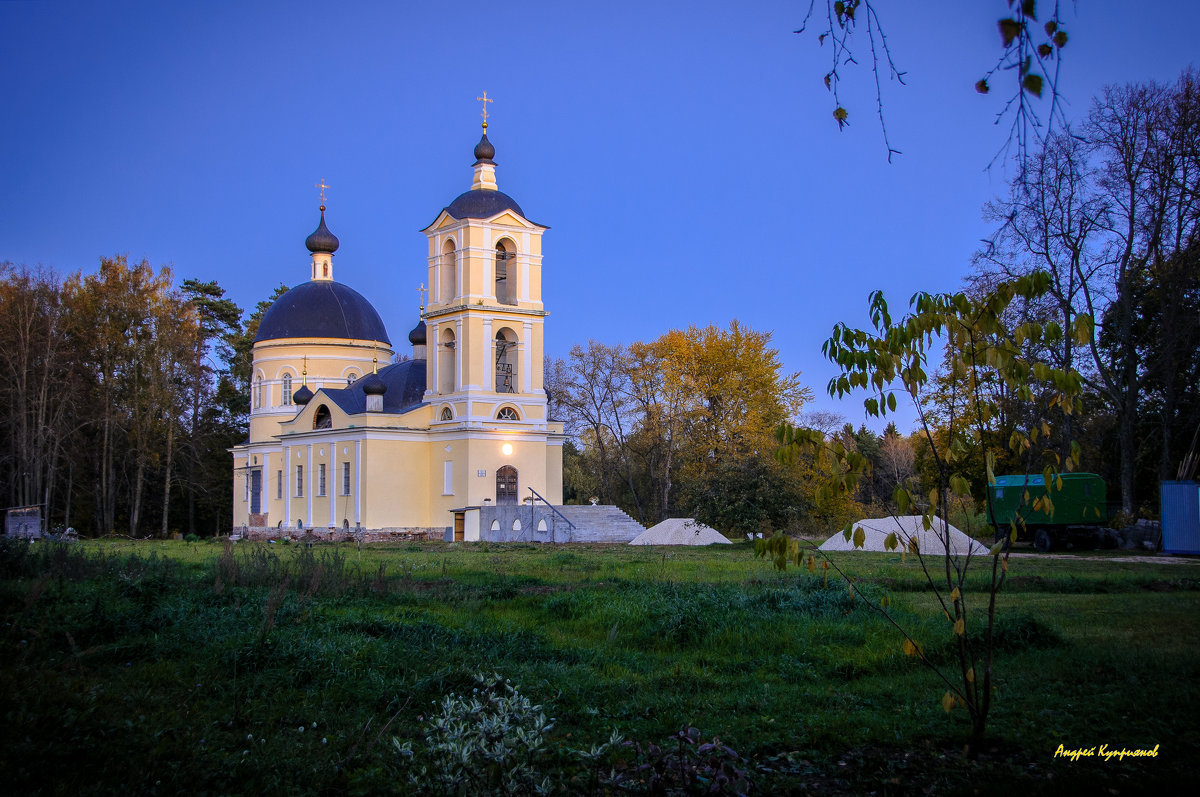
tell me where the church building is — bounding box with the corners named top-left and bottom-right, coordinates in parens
top-left (230, 118), bottom-right (565, 539)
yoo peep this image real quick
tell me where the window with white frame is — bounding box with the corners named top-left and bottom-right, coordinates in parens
top-left (277, 469), bottom-right (283, 500)
top-left (296, 464), bottom-right (304, 497)
top-left (318, 463), bottom-right (326, 497)
top-left (342, 462), bottom-right (351, 495)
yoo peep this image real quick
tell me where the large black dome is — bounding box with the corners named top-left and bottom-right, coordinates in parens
top-left (254, 281), bottom-right (391, 344)
top-left (444, 189), bottom-right (524, 220)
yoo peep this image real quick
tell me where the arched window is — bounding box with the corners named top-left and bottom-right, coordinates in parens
top-left (438, 328), bottom-right (456, 393)
top-left (496, 407), bottom-right (519, 421)
top-left (254, 375), bottom-right (263, 409)
top-left (440, 239), bottom-right (457, 303)
top-left (282, 373), bottom-right (293, 406)
top-left (313, 404), bottom-right (332, 430)
top-left (495, 239), bottom-right (516, 305)
top-left (440, 407), bottom-right (454, 421)
top-left (496, 465), bottom-right (518, 505)
top-left (495, 328), bottom-right (518, 394)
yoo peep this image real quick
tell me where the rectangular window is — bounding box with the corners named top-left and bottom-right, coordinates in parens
top-left (244, 472), bottom-right (250, 502)
top-left (277, 470), bottom-right (283, 500)
top-left (342, 462), bottom-right (351, 495)
top-left (443, 461), bottom-right (454, 495)
top-left (296, 465), bottom-right (304, 498)
top-left (318, 463), bottom-right (326, 497)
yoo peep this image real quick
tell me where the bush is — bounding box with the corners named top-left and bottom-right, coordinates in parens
top-left (394, 672), bottom-right (555, 796)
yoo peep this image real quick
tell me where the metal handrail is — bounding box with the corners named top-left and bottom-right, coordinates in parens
top-left (527, 488), bottom-right (575, 530)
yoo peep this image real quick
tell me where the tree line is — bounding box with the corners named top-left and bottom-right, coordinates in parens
top-left (554, 71), bottom-right (1199, 533)
top-left (0, 257), bottom-right (254, 536)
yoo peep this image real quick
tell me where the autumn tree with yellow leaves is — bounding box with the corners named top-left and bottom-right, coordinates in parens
top-left (551, 321), bottom-right (815, 535)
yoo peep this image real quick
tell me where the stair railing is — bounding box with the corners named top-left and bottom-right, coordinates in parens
top-left (528, 487), bottom-right (575, 544)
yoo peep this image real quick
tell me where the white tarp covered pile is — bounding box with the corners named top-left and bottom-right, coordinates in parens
top-left (818, 515), bottom-right (989, 556)
top-left (629, 518), bottom-right (732, 546)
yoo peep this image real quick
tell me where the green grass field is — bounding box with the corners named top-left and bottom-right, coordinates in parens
top-left (2, 538), bottom-right (1197, 795)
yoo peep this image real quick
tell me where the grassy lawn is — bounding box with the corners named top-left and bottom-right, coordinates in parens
top-left (2, 538), bottom-right (1197, 795)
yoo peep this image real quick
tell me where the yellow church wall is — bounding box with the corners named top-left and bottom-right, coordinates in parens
top-left (359, 436), bottom-right (435, 529)
top-left (545, 439), bottom-right (564, 504)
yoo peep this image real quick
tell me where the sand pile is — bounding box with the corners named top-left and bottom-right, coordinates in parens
top-left (818, 515), bottom-right (989, 556)
top-left (629, 518), bottom-right (732, 546)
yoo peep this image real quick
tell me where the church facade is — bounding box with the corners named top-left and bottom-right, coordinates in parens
top-left (230, 124), bottom-right (565, 538)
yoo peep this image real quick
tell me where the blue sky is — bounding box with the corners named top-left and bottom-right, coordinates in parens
top-left (2, 0), bottom-right (1197, 433)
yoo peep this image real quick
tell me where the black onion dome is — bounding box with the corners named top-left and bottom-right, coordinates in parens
top-left (473, 132), bottom-right (495, 163)
top-left (253, 281), bottom-right (391, 344)
top-left (292, 384), bottom-right (314, 405)
top-left (360, 371), bottom-right (386, 395)
top-left (444, 189), bottom-right (524, 220)
top-left (407, 319), bottom-right (427, 346)
top-left (305, 209), bottom-right (340, 254)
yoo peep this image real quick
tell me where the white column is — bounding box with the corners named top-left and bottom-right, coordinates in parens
top-left (330, 446), bottom-right (337, 529)
top-left (306, 444), bottom-right (313, 526)
top-left (284, 446), bottom-right (291, 527)
top-left (522, 321), bottom-right (533, 394)
top-left (455, 318), bottom-right (463, 390)
top-left (483, 319), bottom-right (493, 393)
top-left (354, 440), bottom-right (362, 525)
top-left (427, 322), bottom-right (438, 394)
top-left (455, 236), bottom-right (464, 301)
top-left (261, 453), bottom-right (269, 517)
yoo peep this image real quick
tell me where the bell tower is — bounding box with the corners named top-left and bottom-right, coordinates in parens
top-left (420, 101), bottom-right (551, 431)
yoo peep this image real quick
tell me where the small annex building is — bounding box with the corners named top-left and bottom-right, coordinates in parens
top-left (230, 120), bottom-right (565, 539)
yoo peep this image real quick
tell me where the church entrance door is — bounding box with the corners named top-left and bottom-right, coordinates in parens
top-left (249, 470), bottom-right (261, 514)
top-left (496, 466), bottom-right (518, 505)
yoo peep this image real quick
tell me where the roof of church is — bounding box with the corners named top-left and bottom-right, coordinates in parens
top-left (444, 188), bottom-right (525, 220)
top-left (319, 359), bottom-right (426, 416)
top-left (254, 281), bottom-right (391, 344)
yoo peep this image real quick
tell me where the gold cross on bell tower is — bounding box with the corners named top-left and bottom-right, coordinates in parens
top-left (315, 178), bottom-right (330, 208)
top-left (476, 91), bottom-right (493, 130)
top-left (417, 283), bottom-right (428, 313)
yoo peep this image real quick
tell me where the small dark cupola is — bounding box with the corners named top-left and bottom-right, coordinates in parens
top-left (293, 357), bottom-right (314, 405)
top-left (292, 384), bottom-right (314, 406)
top-left (473, 132), bottom-right (495, 164)
top-left (408, 318), bottom-right (427, 361)
top-left (307, 180), bottom-right (339, 281)
top-left (361, 372), bottom-right (386, 395)
top-left (363, 347), bottom-right (386, 412)
top-left (305, 208), bottom-right (340, 255)
top-left (470, 92), bottom-right (499, 193)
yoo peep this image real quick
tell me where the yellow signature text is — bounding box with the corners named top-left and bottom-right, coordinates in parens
top-left (1054, 744), bottom-right (1159, 762)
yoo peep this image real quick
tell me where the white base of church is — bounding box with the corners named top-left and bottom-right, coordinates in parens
top-left (232, 525), bottom-right (447, 543)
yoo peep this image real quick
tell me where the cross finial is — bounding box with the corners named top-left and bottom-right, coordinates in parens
top-left (372, 342), bottom-right (378, 374)
top-left (418, 282), bottom-right (428, 312)
top-left (301, 355), bottom-right (308, 383)
top-left (476, 91), bottom-right (493, 129)
top-left (315, 179), bottom-right (330, 208)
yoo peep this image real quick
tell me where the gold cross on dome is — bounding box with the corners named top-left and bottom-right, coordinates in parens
top-left (417, 283), bottom-right (428, 311)
top-left (315, 179), bottom-right (330, 205)
top-left (476, 91), bottom-right (493, 127)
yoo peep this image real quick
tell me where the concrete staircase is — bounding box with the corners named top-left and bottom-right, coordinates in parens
top-left (552, 504), bottom-right (646, 543)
